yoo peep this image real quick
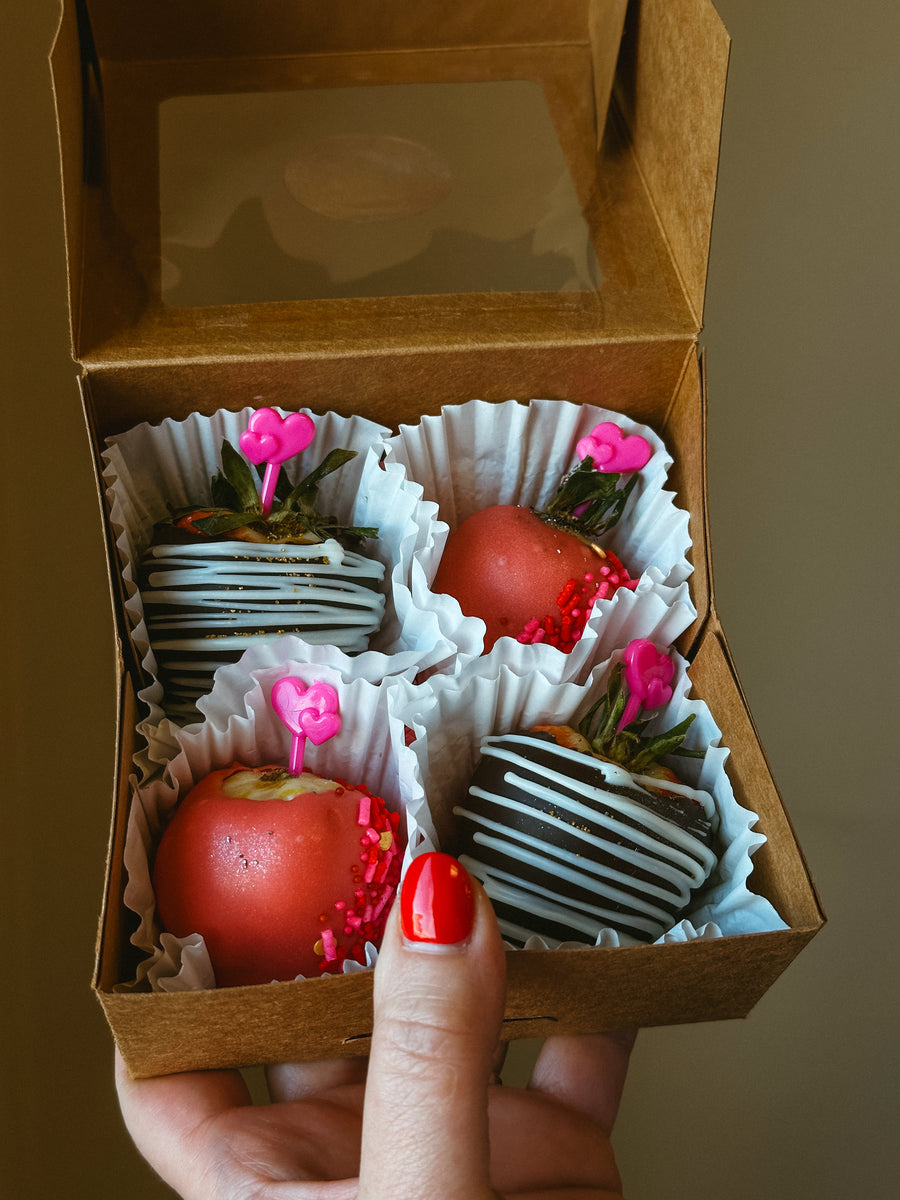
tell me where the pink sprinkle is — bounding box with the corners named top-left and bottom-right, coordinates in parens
top-left (357, 797), bottom-right (371, 827)
top-left (584, 573), bottom-right (594, 582)
top-left (334, 900), bottom-right (346, 911)
top-left (321, 929), bottom-right (337, 962)
top-left (597, 582), bottom-right (610, 599)
top-left (372, 885), bottom-right (395, 922)
top-left (599, 565), bottom-right (611, 576)
top-left (364, 861), bottom-right (377, 883)
top-left (366, 827), bottom-right (379, 844)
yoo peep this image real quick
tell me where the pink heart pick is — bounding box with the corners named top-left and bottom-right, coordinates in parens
top-left (239, 408), bottom-right (316, 465)
top-left (239, 408), bottom-right (316, 516)
top-left (617, 639), bottom-right (675, 731)
top-left (272, 677), bottom-right (342, 774)
top-left (576, 422), bottom-right (652, 474)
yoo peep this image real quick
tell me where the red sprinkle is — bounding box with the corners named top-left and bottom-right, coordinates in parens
top-left (516, 561), bottom-right (638, 652)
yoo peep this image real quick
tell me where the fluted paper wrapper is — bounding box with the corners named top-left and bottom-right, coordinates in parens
top-left (103, 406), bottom-right (470, 773)
top-left (121, 646), bottom-right (425, 991)
top-left (393, 649), bottom-right (788, 948)
top-left (385, 398), bottom-right (696, 682)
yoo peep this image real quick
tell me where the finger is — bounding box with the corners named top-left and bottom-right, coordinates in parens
top-left (529, 1029), bottom-right (637, 1134)
top-left (500, 1190), bottom-right (623, 1200)
top-left (359, 853), bottom-right (506, 1200)
top-left (266, 1057), bottom-right (369, 1103)
top-left (115, 1049), bottom-right (252, 1196)
top-left (489, 1040), bottom-right (509, 1087)
top-left (117, 1050), bottom-right (361, 1198)
top-left (486, 1087), bottom-right (623, 1196)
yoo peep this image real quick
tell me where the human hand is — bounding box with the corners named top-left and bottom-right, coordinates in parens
top-left (115, 852), bottom-right (634, 1199)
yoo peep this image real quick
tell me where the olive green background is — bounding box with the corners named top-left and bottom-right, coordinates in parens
top-left (4, 2), bottom-right (897, 1196)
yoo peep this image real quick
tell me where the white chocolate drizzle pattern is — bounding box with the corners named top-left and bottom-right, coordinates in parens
top-left (141, 537), bottom-right (384, 720)
top-left (453, 732), bottom-right (717, 945)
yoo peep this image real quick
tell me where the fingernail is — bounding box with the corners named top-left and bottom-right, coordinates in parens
top-left (401, 853), bottom-right (475, 948)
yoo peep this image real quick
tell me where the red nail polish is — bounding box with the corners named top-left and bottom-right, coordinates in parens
top-left (401, 853), bottom-right (475, 946)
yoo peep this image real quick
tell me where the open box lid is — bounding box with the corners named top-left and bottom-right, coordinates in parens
top-left (52, 0), bottom-right (729, 371)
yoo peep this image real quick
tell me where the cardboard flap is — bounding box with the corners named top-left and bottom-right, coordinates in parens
top-left (614, 0), bottom-right (731, 326)
top-left (688, 630), bottom-right (824, 930)
top-left (84, 0), bottom-right (603, 61)
top-left (49, 0), bottom-right (87, 360)
top-left (51, 0), bottom-right (732, 366)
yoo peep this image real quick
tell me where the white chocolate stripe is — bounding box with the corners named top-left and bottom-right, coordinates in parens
top-left (452, 804), bottom-right (684, 913)
top-left (485, 731), bottom-right (718, 821)
top-left (469, 831), bottom-right (674, 928)
top-left (477, 748), bottom-right (716, 883)
top-left (143, 538), bottom-right (346, 562)
top-left (143, 564), bottom-right (384, 586)
top-left (141, 590), bottom-right (382, 611)
top-left (143, 541), bottom-right (384, 667)
top-left (148, 606), bottom-right (383, 634)
top-left (469, 777), bottom-right (709, 889)
top-left (460, 858), bottom-right (663, 940)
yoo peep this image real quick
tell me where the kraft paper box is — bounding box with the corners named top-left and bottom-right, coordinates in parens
top-left (50, 0), bottom-right (824, 1076)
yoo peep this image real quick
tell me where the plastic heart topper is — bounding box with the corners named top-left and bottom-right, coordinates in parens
top-left (617, 638), bottom-right (675, 732)
top-left (272, 677), bottom-right (342, 774)
top-left (239, 407), bottom-right (316, 516)
top-left (576, 421), bottom-right (652, 474)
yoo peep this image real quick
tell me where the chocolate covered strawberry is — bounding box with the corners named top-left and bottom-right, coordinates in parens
top-left (139, 409), bottom-right (385, 721)
top-left (453, 640), bottom-right (717, 946)
top-left (432, 422), bottom-right (651, 652)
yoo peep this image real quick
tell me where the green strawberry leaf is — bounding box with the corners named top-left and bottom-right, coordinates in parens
top-left (218, 440), bottom-right (262, 513)
top-left (190, 511), bottom-right (259, 536)
top-left (543, 459), bottom-right (638, 539)
top-left (282, 448), bottom-right (358, 510)
top-left (174, 440), bottom-right (377, 546)
top-left (578, 662), bottom-right (701, 773)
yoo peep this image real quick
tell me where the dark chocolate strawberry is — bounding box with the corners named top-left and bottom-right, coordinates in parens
top-left (139, 412), bottom-right (384, 722)
top-left (452, 641), bottom-right (717, 946)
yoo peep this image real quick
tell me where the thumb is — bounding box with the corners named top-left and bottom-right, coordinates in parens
top-left (358, 853), bottom-right (506, 1200)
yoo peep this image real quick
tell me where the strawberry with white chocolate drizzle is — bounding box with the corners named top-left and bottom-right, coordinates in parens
top-left (139, 408), bottom-right (385, 722)
top-left (452, 640), bottom-right (717, 947)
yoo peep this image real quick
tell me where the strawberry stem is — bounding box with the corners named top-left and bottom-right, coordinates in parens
top-left (578, 662), bottom-right (703, 772)
top-left (542, 458), bottom-right (638, 541)
top-left (180, 440), bottom-right (378, 545)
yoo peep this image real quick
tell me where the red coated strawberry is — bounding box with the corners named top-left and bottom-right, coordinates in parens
top-left (432, 423), bottom-right (650, 652)
top-left (153, 764), bottom-right (402, 985)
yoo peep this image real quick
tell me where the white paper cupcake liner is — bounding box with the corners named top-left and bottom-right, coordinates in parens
top-left (385, 398), bottom-right (697, 680)
top-left (392, 648), bottom-right (787, 948)
top-left (121, 645), bottom-right (424, 991)
top-left (103, 406), bottom-right (465, 772)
